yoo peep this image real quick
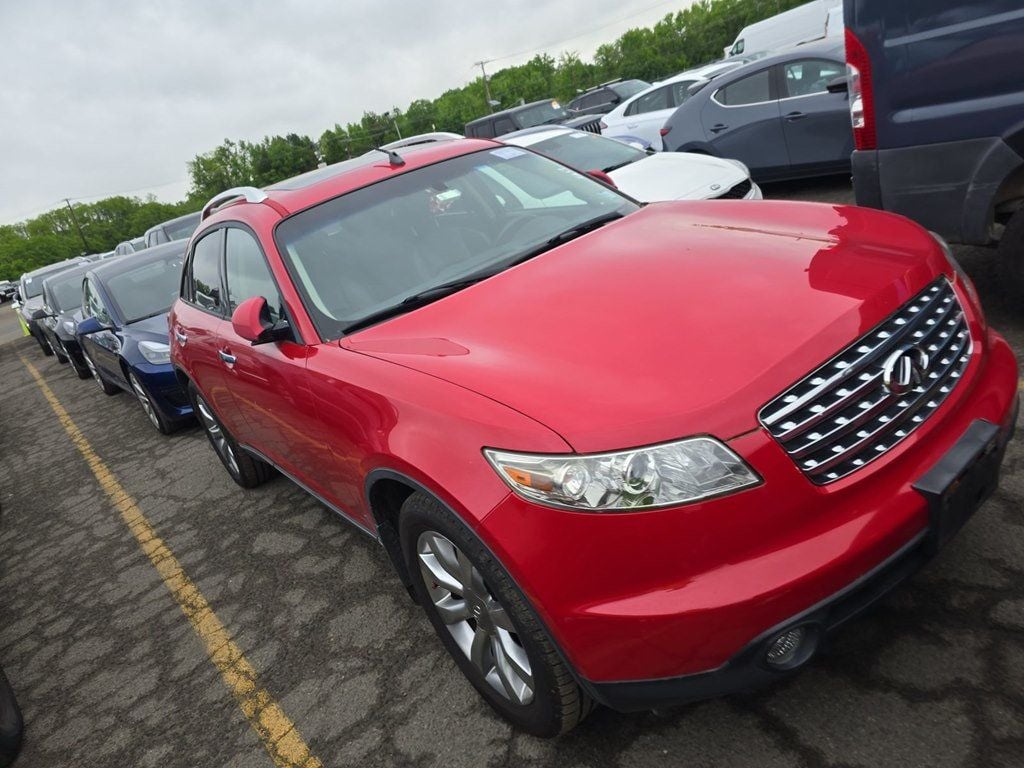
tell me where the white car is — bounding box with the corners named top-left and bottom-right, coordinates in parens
top-left (502, 126), bottom-right (761, 202)
top-left (599, 61), bottom-right (747, 150)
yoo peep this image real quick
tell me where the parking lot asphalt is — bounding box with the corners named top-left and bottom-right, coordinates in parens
top-left (1, 178), bottom-right (1022, 768)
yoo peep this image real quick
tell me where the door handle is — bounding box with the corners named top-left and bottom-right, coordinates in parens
top-left (174, 330), bottom-right (187, 345)
top-left (709, 123), bottom-right (729, 133)
top-left (218, 349), bottom-right (237, 367)
top-left (785, 111), bottom-right (806, 121)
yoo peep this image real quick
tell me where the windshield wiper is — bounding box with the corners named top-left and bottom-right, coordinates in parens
top-left (342, 274), bottom-right (495, 335)
top-left (341, 211), bottom-right (625, 335)
top-left (501, 210), bottom-right (626, 269)
top-left (601, 159), bottom-right (635, 173)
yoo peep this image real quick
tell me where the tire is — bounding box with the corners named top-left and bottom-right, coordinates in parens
top-left (82, 351), bottom-right (121, 396)
top-left (128, 371), bottom-right (177, 435)
top-left (69, 354), bottom-right (91, 380)
top-left (33, 328), bottom-right (53, 356)
top-left (399, 491), bottom-right (593, 737)
top-left (0, 667), bottom-right (24, 768)
top-left (51, 338), bottom-right (69, 365)
top-left (189, 384), bottom-right (273, 488)
top-left (998, 207), bottom-right (1024, 298)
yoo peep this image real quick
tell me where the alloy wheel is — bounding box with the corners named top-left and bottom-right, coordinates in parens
top-left (129, 373), bottom-right (161, 430)
top-left (195, 396), bottom-right (240, 477)
top-left (417, 531), bottom-right (534, 705)
top-left (83, 354), bottom-right (103, 390)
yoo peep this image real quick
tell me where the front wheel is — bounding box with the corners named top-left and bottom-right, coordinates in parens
top-left (83, 351), bottom-right (121, 396)
top-left (128, 371), bottom-right (176, 435)
top-left (400, 492), bottom-right (592, 737)
top-left (189, 385), bottom-right (272, 488)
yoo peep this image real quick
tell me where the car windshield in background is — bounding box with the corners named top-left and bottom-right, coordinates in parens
top-left (276, 147), bottom-right (636, 339)
top-left (514, 101), bottom-right (568, 128)
top-left (529, 132), bottom-right (647, 173)
top-left (105, 255), bottom-right (184, 323)
top-left (163, 214), bottom-right (200, 242)
top-left (21, 276), bottom-right (43, 299)
top-left (49, 274), bottom-right (84, 312)
top-left (613, 80), bottom-right (650, 99)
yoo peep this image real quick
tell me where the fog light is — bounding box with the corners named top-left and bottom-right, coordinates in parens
top-left (766, 627), bottom-right (806, 667)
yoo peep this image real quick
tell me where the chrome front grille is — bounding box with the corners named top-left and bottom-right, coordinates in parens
top-left (759, 278), bottom-right (972, 484)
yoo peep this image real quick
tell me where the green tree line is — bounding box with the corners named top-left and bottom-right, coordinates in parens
top-left (1, 0), bottom-right (805, 281)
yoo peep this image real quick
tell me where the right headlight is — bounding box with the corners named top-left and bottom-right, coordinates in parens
top-left (484, 437), bottom-right (760, 511)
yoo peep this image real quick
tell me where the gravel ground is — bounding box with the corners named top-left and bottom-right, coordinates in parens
top-left (1, 177), bottom-right (1021, 768)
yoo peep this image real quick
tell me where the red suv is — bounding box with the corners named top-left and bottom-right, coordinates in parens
top-left (170, 139), bottom-right (1019, 736)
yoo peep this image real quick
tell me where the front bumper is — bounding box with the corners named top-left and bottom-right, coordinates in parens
top-left (477, 330), bottom-right (1019, 708)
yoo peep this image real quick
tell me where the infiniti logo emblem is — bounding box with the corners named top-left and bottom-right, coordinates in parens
top-left (882, 345), bottom-right (929, 396)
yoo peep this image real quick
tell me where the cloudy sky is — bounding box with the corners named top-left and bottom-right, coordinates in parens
top-left (0, 0), bottom-right (695, 225)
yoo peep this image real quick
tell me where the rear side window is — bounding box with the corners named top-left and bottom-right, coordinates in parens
top-left (225, 228), bottom-right (284, 322)
top-left (782, 59), bottom-right (844, 98)
top-left (715, 69), bottom-right (772, 106)
top-left (188, 231), bottom-right (224, 313)
top-left (670, 80), bottom-right (699, 106)
top-left (630, 85), bottom-right (670, 115)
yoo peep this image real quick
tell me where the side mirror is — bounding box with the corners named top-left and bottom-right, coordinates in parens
top-left (826, 75), bottom-right (849, 93)
top-left (31, 309), bottom-right (49, 321)
top-left (586, 169), bottom-right (618, 188)
top-left (231, 295), bottom-right (290, 345)
top-left (13, 291), bottom-right (21, 303)
top-left (77, 316), bottom-right (109, 336)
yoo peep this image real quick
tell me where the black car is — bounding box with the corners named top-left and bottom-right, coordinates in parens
top-left (464, 99), bottom-right (603, 139)
top-left (661, 40), bottom-right (852, 183)
top-left (17, 257), bottom-right (89, 356)
top-left (143, 211), bottom-right (200, 249)
top-left (565, 79), bottom-right (650, 116)
top-left (37, 262), bottom-right (98, 379)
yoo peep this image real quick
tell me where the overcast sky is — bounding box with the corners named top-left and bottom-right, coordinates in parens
top-left (0, 0), bottom-right (695, 225)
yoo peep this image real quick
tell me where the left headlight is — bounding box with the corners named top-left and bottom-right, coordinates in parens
top-left (484, 437), bottom-right (760, 511)
top-left (61, 319), bottom-right (76, 335)
top-left (138, 340), bottom-right (171, 364)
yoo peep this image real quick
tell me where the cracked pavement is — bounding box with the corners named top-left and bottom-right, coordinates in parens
top-left (1, 178), bottom-right (1022, 767)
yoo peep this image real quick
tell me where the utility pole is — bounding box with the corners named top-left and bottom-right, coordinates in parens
top-left (64, 199), bottom-right (90, 254)
top-left (473, 60), bottom-right (495, 113)
top-left (383, 111), bottom-right (402, 140)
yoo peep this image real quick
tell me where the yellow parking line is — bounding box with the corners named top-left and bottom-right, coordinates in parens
top-left (19, 356), bottom-right (322, 768)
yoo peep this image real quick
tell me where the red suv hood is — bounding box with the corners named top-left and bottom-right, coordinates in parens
top-left (341, 201), bottom-right (949, 453)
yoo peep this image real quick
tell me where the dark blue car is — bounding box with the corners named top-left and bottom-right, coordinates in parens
top-left (76, 242), bottom-right (193, 434)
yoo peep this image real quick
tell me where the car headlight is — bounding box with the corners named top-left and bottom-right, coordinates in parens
top-left (61, 319), bottom-right (76, 335)
top-left (484, 437), bottom-right (760, 511)
top-left (138, 340), bottom-right (171, 364)
top-left (723, 158), bottom-right (751, 177)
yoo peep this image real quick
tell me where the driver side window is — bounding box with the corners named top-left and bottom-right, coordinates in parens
top-left (187, 230), bottom-right (224, 313)
top-left (83, 278), bottom-right (111, 325)
top-left (224, 228), bottom-right (284, 322)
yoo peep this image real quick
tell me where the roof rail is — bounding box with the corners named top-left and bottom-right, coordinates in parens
top-left (201, 186), bottom-right (268, 221)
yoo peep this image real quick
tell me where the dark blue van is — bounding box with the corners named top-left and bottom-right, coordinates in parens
top-left (846, 1), bottom-right (1024, 287)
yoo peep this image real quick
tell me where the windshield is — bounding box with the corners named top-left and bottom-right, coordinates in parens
top-left (105, 253), bottom-right (184, 324)
top-left (513, 101), bottom-right (569, 129)
top-left (48, 273), bottom-right (85, 312)
top-left (612, 80), bottom-right (650, 99)
top-left (527, 131), bottom-right (647, 173)
top-left (163, 213), bottom-right (200, 242)
top-left (275, 147), bottom-right (636, 339)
